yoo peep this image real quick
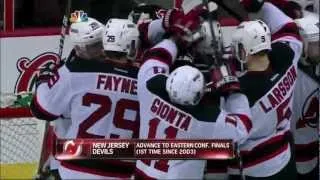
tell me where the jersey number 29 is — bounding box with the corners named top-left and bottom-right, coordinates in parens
top-left (78, 93), bottom-right (140, 138)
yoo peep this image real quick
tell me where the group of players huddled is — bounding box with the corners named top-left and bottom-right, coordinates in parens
top-left (30, 0), bottom-right (319, 179)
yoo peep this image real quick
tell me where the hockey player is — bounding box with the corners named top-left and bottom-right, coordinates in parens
top-left (31, 17), bottom-right (141, 179)
top-left (265, 1), bottom-right (319, 179)
top-left (291, 12), bottom-right (319, 180)
top-left (227, 1), bottom-right (303, 179)
top-left (135, 6), bottom-right (253, 179)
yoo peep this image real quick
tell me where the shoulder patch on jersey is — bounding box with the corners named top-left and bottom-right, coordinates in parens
top-left (66, 58), bottom-right (139, 78)
top-left (147, 75), bottom-right (221, 122)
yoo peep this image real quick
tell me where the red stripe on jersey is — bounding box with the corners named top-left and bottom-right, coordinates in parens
top-left (142, 47), bottom-right (173, 66)
top-left (225, 116), bottom-right (237, 127)
top-left (33, 95), bottom-right (59, 119)
top-left (295, 141), bottom-right (319, 162)
top-left (230, 132), bottom-right (290, 168)
top-left (135, 167), bottom-right (157, 180)
top-left (272, 22), bottom-right (302, 41)
top-left (244, 142), bottom-right (289, 168)
top-left (230, 114), bottom-right (252, 133)
top-left (61, 160), bottom-right (135, 178)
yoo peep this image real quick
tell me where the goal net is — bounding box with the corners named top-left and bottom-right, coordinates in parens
top-left (0, 93), bottom-right (47, 179)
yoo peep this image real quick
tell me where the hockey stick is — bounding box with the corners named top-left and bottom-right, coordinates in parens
top-left (58, 0), bottom-right (72, 63)
top-left (203, 1), bottom-right (246, 179)
top-left (35, 1), bottom-right (72, 178)
top-left (204, 0), bottom-right (223, 66)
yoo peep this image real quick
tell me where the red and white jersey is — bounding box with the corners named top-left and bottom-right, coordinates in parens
top-left (49, 116), bottom-right (71, 170)
top-left (291, 65), bottom-right (319, 175)
top-left (136, 39), bottom-right (252, 179)
top-left (228, 2), bottom-right (303, 177)
top-left (32, 58), bottom-right (140, 179)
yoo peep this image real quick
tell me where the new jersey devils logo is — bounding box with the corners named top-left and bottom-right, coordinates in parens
top-left (56, 140), bottom-right (83, 160)
top-left (63, 140), bottom-right (83, 157)
top-left (14, 52), bottom-right (60, 93)
top-left (296, 88), bottom-right (319, 129)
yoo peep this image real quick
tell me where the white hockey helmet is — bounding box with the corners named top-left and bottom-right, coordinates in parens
top-left (103, 19), bottom-right (140, 60)
top-left (295, 11), bottom-right (320, 63)
top-left (166, 65), bottom-right (205, 106)
top-left (231, 20), bottom-right (271, 65)
top-left (69, 17), bottom-right (104, 48)
top-left (196, 20), bottom-right (223, 55)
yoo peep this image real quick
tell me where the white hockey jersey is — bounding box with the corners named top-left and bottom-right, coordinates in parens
top-left (291, 65), bottom-right (319, 175)
top-left (50, 116), bottom-right (71, 171)
top-left (136, 39), bottom-right (252, 179)
top-left (228, 2), bottom-right (303, 177)
top-left (32, 58), bottom-right (140, 179)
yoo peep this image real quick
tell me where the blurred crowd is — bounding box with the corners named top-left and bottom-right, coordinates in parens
top-left (0, 0), bottom-right (246, 31)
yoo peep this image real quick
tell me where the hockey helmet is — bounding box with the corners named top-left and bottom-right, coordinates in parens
top-left (166, 65), bottom-right (205, 106)
top-left (103, 18), bottom-right (140, 60)
top-left (295, 11), bottom-right (320, 64)
top-left (231, 20), bottom-right (271, 70)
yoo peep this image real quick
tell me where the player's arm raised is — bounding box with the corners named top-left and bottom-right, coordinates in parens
top-left (138, 6), bottom-right (204, 86)
top-left (210, 62), bottom-right (252, 144)
top-left (242, 0), bottom-right (303, 64)
top-left (30, 65), bottom-right (72, 121)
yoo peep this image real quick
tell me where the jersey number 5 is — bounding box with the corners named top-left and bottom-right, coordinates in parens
top-left (78, 93), bottom-right (140, 138)
top-left (276, 93), bottom-right (293, 125)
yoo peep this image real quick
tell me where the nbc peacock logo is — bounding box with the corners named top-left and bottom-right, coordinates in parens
top-left (70, 10), bottom-right (88, 23)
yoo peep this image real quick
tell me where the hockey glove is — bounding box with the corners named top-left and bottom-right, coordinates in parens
top-left (210, 63), bottom-right (241, 95)
top-left (36, 62), bottom-right (61, 87)
top-left (163, 6), bottom-right (206, 49)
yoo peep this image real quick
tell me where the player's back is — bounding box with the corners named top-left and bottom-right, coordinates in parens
top-left (38, 57), bottom-right (140, 179)
top-left (136, 65), bottom-right (250, 179)
top-left (291, 63), bottom-right (319, 176)
top-left (62, 58), bottom-right (140, 139)
top-left (228, 41), bottom-right (301, 176)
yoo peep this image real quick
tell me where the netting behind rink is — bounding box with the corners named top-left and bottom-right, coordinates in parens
top-left (0, 93), bottom-right (46, 179)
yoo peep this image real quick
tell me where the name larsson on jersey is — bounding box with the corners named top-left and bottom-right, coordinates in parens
top-left (259, 65), bottom-right (297, 113)
top-left (150, 97), bottom-right (191, 131)
top-left (96, 74), bottom-right (137, 95)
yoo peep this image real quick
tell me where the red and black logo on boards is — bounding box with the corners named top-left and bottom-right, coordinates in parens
top-left (14, 52), bottom-right (60, 93)
top-left (296, 88), bottom-right (319, 129)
